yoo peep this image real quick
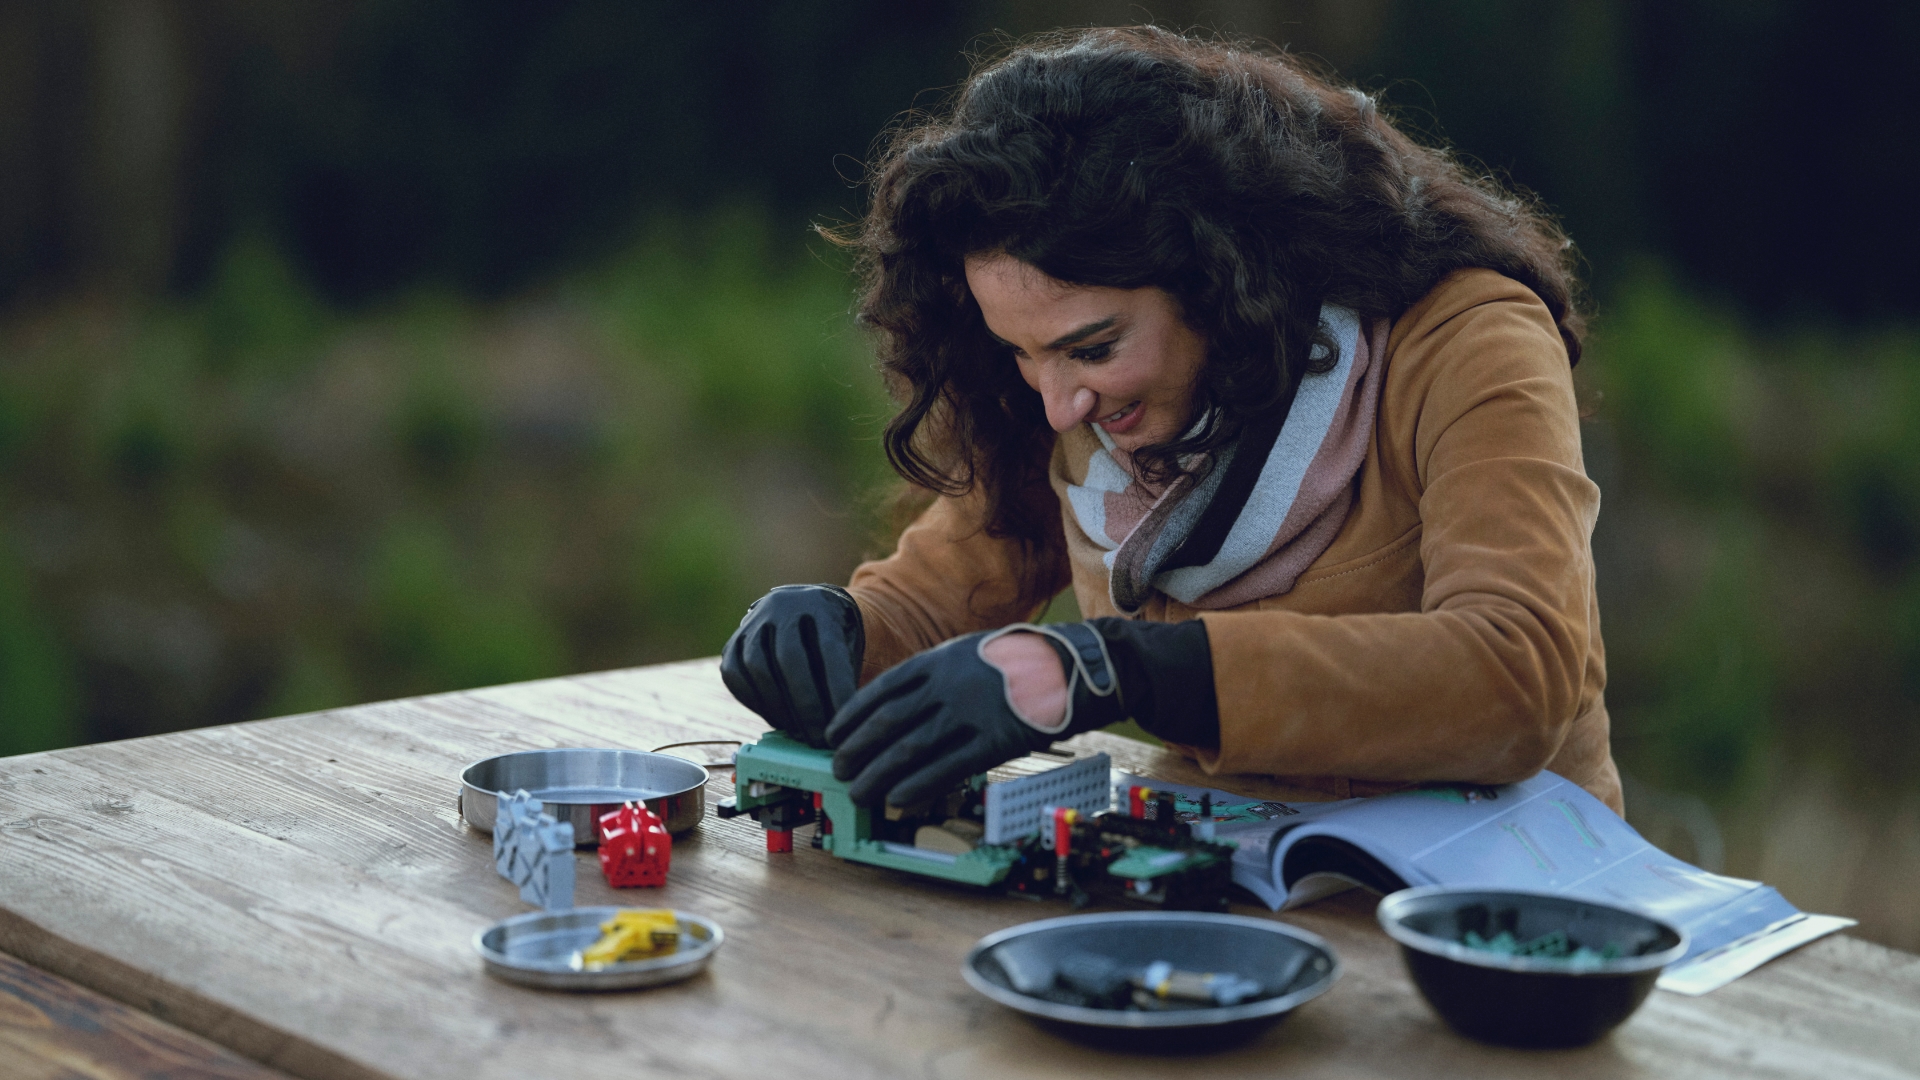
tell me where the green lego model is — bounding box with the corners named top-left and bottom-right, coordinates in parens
top-left (716, 732), bottom-right (1033, 884)
top-left (714, 732), bottom-right (1238, 910)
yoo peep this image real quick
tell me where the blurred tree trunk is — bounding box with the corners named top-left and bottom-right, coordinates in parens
top-left (0, 0), bottom-right (196, 301)
top-left (77, 0), bottom-right (193, 296)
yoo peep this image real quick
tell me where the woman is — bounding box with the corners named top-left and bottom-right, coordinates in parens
top-left (720, 27), bottom-right (1620, 817)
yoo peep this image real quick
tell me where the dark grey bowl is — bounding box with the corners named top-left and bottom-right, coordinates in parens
top-left (1377, 887), bottom-right (1687, 1048)
top-left (962, 911), bottom-right (1339, 1053)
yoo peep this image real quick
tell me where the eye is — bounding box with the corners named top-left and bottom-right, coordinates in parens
top-left (1069, 341), bottom-right (1114, 363)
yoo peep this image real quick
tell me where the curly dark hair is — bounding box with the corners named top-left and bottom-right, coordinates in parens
top-left (834, 27), bottom-right (1584, 564)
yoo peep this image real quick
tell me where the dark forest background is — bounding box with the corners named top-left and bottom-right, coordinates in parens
top-left (8, 1), bottom-right (1915, 314)
top-left (2, 0), bottom-right (1918, 948)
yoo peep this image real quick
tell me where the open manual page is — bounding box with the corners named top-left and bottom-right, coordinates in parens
top-left (1115, 770), bottom-right (1855, 995)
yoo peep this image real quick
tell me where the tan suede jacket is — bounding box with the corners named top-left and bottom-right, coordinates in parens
top-left (846, 269), bottom-right (1622, 813)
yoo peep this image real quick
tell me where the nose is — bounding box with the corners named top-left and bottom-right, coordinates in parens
top-left (1034, 362), bottom-right (1099, 432)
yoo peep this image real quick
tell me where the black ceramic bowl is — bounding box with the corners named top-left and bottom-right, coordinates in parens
top-left (963, 911), bottom-right (1339, 1054)
top-left (1377, 887), bottom-right (1687, 1048)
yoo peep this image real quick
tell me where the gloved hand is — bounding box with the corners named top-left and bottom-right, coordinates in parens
top-left (720, 584), bottom-right (865, 748)
top-left (828, 621), bottom-right (1142, 807)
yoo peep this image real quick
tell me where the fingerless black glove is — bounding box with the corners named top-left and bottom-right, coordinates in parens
top-left (720, 584), bottom-right (865, 748)
top-left (826, 617), bottom-right (1216, 807)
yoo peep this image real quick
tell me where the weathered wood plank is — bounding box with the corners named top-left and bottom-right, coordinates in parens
top-left (0, 659), bottom-right (1914, 1080)
top-left (0, 948), bottom-right (291, 1080)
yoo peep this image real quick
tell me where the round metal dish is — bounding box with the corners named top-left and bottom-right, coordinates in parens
top-left (475, 907), bottom-right (723, 991)
top-left (459, 748), bottom-right (708, 844)
top-left (963, 911), bottom-right (1339, 1051)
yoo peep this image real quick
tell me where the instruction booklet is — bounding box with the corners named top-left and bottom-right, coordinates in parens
top-left (1115, 769), bottom-right (1854, 995)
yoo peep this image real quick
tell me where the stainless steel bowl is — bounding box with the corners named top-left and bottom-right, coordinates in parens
top-left (458, 748), bottom-right (708, 845)
top-left (475, 907), bottom-right (723, 991)
top-left (963, 911), bottom-right (1340, 1051)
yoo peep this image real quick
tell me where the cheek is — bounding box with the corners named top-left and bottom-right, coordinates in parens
top-left (1105, 352), bottom-right (1175, 403)
top-left (1144, 333), bottom-right (1206, 402)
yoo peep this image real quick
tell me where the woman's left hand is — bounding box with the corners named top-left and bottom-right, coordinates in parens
top-left (827, 623), bottom-right (1126, 807)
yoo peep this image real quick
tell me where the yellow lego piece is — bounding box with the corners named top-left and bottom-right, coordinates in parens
top-left (578, 908), bottom-right (681, 968)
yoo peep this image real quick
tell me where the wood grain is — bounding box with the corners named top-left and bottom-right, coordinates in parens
top-left (0, 948), bottom-right (290, 1080)
top-left (0, 658), bottom-right (1913, 1080)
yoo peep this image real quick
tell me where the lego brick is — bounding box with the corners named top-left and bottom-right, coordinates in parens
top-left (986, 753), bottom-right (1111, 845)
top-left (598, 803), bottom-right (671, 887)
top-left (493, 788), bottom-right (575, 910)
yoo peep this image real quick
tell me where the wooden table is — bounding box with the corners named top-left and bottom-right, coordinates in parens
top-left (0, 660), bottom-right (1915, 1079)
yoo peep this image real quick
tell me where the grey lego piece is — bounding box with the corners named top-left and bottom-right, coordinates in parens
top-left (989, 752), bottom-right (1111, 845)
top-left (992, 940), bottom-right (1058, 995)
top-left (522, 818), bottom-right (576, 909)
top-left (494, 789), bottom-right (541, 880)
top-left (493, 788), bottom-right (575, 910)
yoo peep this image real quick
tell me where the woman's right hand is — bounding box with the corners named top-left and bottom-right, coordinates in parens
top-left (720, 584), bottom-right (866, 749)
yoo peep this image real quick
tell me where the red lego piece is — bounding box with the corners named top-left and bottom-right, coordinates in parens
top-left (765, 828), bottom-right (793, 853)
top-left (597, 802), bottom-right (671, 887)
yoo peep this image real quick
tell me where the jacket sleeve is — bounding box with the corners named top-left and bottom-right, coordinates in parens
top-left (846, 477), bottom-right (1072, 682)
top-left (1195, 280), bottom-right (1601, 786)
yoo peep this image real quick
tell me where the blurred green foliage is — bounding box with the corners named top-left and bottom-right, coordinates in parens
top-left (365, 516), bottom-right (567, 695)
top-left (1641, 520), bottom-right (1772, 798)
top-left (0, 551), bottom-right (77, 756)
top-left (1589, 265), bottom-right (1920, 804)
top-left (1594, 266), bottom-right (1749, 502)
top-left (0, 210), bottom-right (891, 749)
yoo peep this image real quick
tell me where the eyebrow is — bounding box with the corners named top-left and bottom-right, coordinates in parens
top-left (1046, 316), bottom-right (1120, 351)
top-left (986, 316), bottom-right (1122, 352)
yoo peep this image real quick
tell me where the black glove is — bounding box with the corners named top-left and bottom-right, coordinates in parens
top-left (827, 618), bottom-right (1217, 808)
top-left (720, 584), bottom-right (865, 748)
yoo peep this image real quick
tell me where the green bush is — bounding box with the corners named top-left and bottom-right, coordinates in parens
top-left (0, 208), bottom-right (889, 743)
top-left (0, 551), bottom-right (77, 755)
top-left (1592, 262), bottom-right (1749, 502)
top-left (1591, 265), bottom-right (1920, 804)
top-left (1640, 519), bottom-right (1772, 798)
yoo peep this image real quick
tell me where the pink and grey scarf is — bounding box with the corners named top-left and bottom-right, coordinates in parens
top-left (1065, 305), bottom-right (1388, 614)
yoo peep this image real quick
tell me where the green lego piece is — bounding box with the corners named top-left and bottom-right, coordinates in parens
top-left (731, 733), bottom-right (1020, 887)
top-left (1105, 844), bottom-right (1222, 881)
top-left (731, 732), bottom-right (845, 811)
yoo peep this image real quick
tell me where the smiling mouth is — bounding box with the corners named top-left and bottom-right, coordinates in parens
top-left (1098, 401), bottom-right (1141, 426)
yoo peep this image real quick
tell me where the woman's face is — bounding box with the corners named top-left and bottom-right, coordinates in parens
top-left (964, 253), bottom-right (1206, 454)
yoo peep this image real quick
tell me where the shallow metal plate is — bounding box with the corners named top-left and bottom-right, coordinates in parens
top-left (963, 911), bottom-right (1339, 1048)
top-left (458, 748), bottom-right (708, 844)
top-left (475, 907), bottom-right (723, 991)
